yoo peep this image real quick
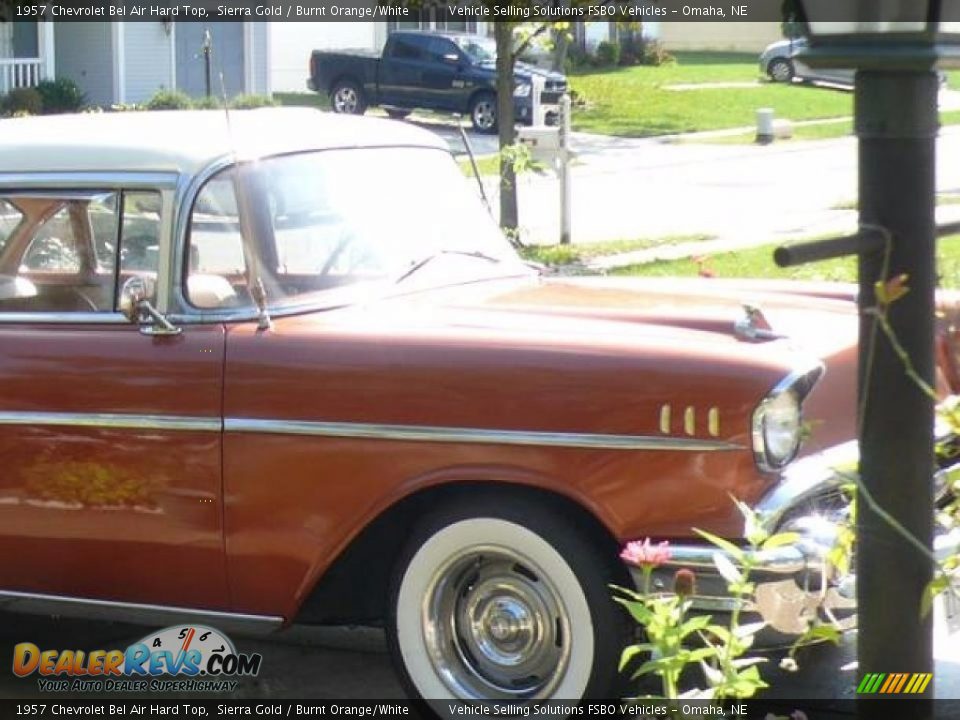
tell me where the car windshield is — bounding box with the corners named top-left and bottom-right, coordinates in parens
top-left (454, 36), bottom-right (496, 63)
top-left (186, 147), bottom-right (528, 313)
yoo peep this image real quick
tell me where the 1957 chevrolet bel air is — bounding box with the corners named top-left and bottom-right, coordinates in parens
top-left (0, 108), bottom-right (956, 701)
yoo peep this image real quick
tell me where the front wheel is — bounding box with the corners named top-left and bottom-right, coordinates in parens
top-left (768, 58), bottom-right (795, 83)
top-left (469, 93), bottom-right (498, 134)
top-left (330, 79), bottom-right (366, 115)
top-left (386, 497), bottom-right (628, 701)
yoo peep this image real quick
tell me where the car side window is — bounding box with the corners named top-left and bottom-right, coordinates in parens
top-left (0, 191), bottom-right (162, 315)
top-left (427, 37), bottom-right (460, 64)
top-left (186, 173), bottom-right (249, 310)
top-left (390, 37), bottom-right (423, 61)
top-left (0, 199), bottom-right (21, 256)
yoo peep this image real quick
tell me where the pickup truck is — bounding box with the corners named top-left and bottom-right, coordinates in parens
top-left (308, 30), bottom-right (568, 133)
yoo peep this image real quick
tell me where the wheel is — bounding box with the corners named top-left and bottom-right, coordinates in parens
top-left (385, 108), bottom-right (411, 120)
top-left (768, 58), bottom-right (795, 83)
top-left (469, 93), bottom-right (497, 134)
top-left (330, 79), bottom-right (366, 115)
top-left (386, 496), bottom-right (628, 701)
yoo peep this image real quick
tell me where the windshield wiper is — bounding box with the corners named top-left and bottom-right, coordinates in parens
top-left (393, 249), bottom-right (502, 285)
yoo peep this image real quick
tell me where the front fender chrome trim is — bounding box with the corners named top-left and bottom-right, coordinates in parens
top-left (0, 411), bottom-right (221, 432)
top-left (224, 418), bottom-right (745, 452)
top-left (0, 590), bottom-right (282, 635)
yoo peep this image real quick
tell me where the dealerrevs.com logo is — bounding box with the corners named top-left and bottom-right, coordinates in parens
top-left (13, 625), bottom-right (263, 693)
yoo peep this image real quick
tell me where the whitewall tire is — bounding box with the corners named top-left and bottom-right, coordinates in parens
top-left (387, 499), bottom-right (627, 701)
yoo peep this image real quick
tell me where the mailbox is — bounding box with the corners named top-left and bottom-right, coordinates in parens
top-left (517, 125), bottom-right (561, 163)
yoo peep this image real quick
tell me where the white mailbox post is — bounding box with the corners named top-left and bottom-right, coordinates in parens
top-left (517, 94), bottom-right (573, 245)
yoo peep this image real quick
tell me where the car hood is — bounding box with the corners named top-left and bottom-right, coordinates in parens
top-left (476, 60), bottom-right (566, 84)
top-left (388, 275), bottom-right (860, 449)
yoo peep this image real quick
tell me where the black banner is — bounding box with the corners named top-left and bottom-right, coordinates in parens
top-left (1, 699), bottom-right (960, 719)
top-left (1, 0), bottom-right (955, 24)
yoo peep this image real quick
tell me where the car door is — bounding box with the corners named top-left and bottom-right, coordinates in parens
top-left (378, 34), bottom-right (427, 108)
top-left (0, 186), bottom-right (229, 612)
top-left (422, 36), bottom-right (470, 111)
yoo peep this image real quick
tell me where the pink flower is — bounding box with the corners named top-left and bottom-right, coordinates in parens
top-left (620, 538), bottom-right (671, 568)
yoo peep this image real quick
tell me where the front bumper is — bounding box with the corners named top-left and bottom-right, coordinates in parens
top-left (627, 441), bottom-right (960, 635)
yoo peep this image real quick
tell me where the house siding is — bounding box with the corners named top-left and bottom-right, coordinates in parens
top-left (54, 22), bottom-right (114, 106)
top-left (252, 22), bottom-right (268, 94)
top-left (269, 21), bottom-right (378, 93)
top-left (123, 22), bottom-right (174, 103)
top-left (657, 22), bottom-right (781, 53)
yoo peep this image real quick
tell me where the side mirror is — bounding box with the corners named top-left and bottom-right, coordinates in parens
top-left (119, 276), bottom-right (181, 336)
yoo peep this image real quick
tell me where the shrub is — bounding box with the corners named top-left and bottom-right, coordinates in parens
top-left (640, 39), bottom-right (675, 67)
top-left (595, 41), bottom-right (621, 68)
top-left (191, 95), bottom-right (224, 110)
top-left (145, 88), bottom-right (193, 110)
top-left (564, 44), bottom-right (591, 73)
top-left (230, 93), bottom-right (278, 109)
top-left (2, 87), bottom-right (42, 116)
top-left (35, 77), bottom-right (86, 114)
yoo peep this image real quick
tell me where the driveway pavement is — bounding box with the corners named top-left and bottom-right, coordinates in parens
top-left (405, 98), bottom-right (960, 250)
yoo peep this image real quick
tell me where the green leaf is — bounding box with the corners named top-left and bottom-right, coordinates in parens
top-left (713, 551), bottom-right (743, 584)
top-left (619, 643), bottom-right (656, 671)
top-left (921, 574), bottom-right (952, 619)
top-left (802, 624), bottom-right (843, 646)
top-left (679, 614), bottom-right (713, 638)
top-left (762, 531), bottom-right (801, 550)
top-left (614, 598), bottom-right (654, 625)
top-left (694, 528), bottom-right (745, 562)
top-left (686, 647), bottom-right (720, 663)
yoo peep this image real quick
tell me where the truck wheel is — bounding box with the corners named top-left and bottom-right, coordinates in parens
top-left (331, 80), bottom-right (366, 115)
top-left (386, 497), bottom-right (628, 701)
top-left (469, 93), bottom-right (497, 134)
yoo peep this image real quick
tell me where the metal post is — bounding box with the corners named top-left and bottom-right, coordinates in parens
top-left (855, 69), bottom-right (938, 716)
top-left (202, 29), bottom-right (213, 98)
top-left (559, 94), bottom-right (572, 246)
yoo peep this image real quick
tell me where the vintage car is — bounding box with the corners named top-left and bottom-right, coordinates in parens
top-left (0, 109), bottom-right (955, 702)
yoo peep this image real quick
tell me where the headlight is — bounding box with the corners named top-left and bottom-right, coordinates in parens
top-left (756, 391), bottom-right (801, 469)
top-left (513, 83), bottom-right (532, 98)
top-left (752, 362), bottom-right (824, 472)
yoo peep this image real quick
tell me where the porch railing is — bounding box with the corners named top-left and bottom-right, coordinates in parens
top-left (0, 59), bottom-right (43, 94)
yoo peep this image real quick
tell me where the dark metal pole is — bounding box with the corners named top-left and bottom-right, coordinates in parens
top-left (202, 30), bottom-right (212, 99)
top-left (856, 69), bottom-right (937, 715)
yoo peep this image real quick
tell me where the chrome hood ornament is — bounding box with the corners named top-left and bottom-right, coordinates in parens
top-left (734, 302), bottom-right (785, 341)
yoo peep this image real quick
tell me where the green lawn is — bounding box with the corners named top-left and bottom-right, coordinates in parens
top-left (520, 235), bottom-right (712, 266)
top-left (610, 234), bottom-right (960, 287)
top-left (274, 91), bottom-right (330, 110)
top-left (570, 52), bottom-right (853, 137)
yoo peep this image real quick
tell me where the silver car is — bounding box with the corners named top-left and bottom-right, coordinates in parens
top-left (760, 37), bottom-right (854, 85)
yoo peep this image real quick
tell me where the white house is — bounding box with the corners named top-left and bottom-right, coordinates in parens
top-left (1, 20), bottom-right (269, 105)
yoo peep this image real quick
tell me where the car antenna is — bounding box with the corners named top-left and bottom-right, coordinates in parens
top-left (219, 69), bottom-right (273, 331)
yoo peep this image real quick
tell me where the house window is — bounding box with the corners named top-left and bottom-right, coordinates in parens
top-left (386, 7), bottom-right (477, 33)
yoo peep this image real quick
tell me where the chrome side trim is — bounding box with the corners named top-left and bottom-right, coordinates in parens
top-left (0, 312), bottom-right (130, 325)
top-left (225, 418), bottom-right (744, 452)
top-left (0, 590), bottom-right (282, 635)
top-left (0, 171), bottom-right (181, 190)
top-left (0, 411), bottom-right (220, 432)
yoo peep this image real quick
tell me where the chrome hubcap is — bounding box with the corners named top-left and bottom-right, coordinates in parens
top-left (771, 61), bottom-right (792, 82)
top-left (473, 101), bottom-right (495, 130)
top-left (334, 87), bottom-right (358, 113)
top-left (423, 548), bottom-right (570, 699)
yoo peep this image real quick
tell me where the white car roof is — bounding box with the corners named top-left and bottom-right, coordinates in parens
top-left (0, 108), bottom-right (448, 178)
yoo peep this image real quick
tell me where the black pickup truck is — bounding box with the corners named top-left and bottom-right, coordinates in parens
top-left (308, 30), bottom-right (568, 133)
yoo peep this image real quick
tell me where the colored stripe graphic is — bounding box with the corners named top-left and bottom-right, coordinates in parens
top-left (858, 672), bottom-right (932, 694)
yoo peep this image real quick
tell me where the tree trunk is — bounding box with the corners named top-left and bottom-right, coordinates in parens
top-left (495, 23), bottom-right (518, 234)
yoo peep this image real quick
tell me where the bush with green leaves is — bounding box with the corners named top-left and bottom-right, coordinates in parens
top-left (595, 41), bottom-right (622, 68)
top-left (2, 87), bottom-right (42, 117)
top-left (145, 89), bottom-right (193, 110)
top-left (35, 77), bottom-right (86, 114)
